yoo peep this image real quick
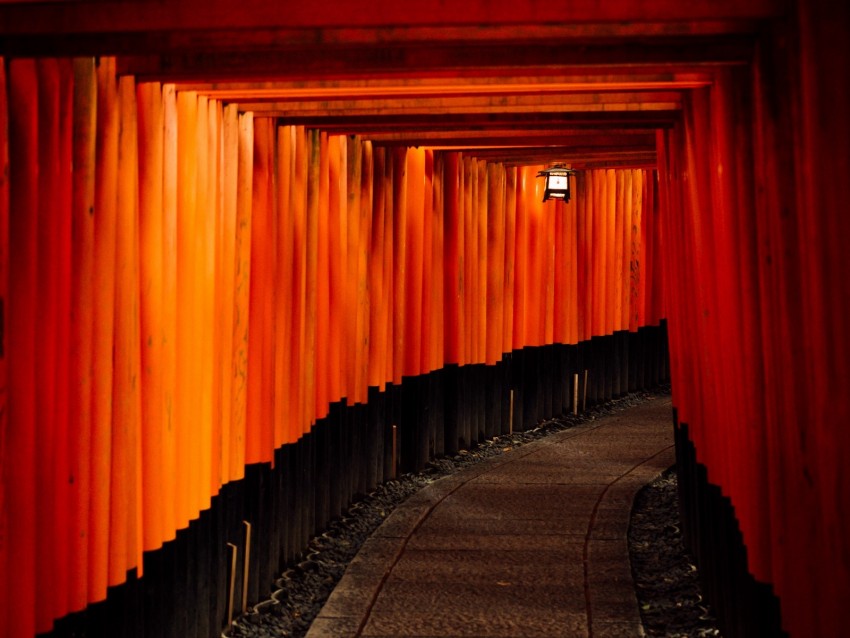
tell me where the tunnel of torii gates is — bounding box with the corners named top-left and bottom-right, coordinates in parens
top-left (0, 1), bottom-right (848, 637)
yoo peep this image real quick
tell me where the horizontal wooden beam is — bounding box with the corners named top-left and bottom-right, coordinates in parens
top-left (475, 149), bottom-right (658, 166)
top-left (175, 72), bottom-right (712, 96)
top-left (369, 132), bottom-right (658, 148)
top-left (266, 110), bottom-right (679, 134)
top-left (111, 38), bottom-right (752, 82)
top-left (0, 0), bottom-right (786, 39)
top-left (366, 128), bottom-right (655, 141)
top-left (236, 91), bottom-right (682, 117)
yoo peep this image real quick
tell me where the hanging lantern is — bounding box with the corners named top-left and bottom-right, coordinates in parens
top-left (536, 165), bottom-right (575, 203)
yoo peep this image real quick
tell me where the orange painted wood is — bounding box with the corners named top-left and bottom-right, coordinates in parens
top-left (315, 131), bottom-right (330, 418)
top-left (476, 160), bottom-right (488, 359)
top-left (191, 94), bottom-right (210, 504)
top-left (291, 126), bottom-right (308, 434)
top-left (450, 156), bottom-right (464, 366)
top-left (380, 150), bottom-right (395, 388)
top-left (750, 53), bottom-right (803, 624)
top-left (591, 169), bottom-right (605, 337)
top-left (428, 152), bottom-right (444, 373)
top-left (304, 128), bottom-right (319, 425)
top-left (391, 146), bottom-right (407, 384)
top-left (703, 72), bottom-right (752, 571)
top-left (0, 57), bottom-right (8, 636)
top-left (460, 157), bottom-right (470, 364)
top-left (257, 114), bottom-right (275, 458)
top-left (795, 9), bottom-right (850, 627)
top-left (525, 168), bottom-right (545, 347)
top-left (619, 169), bottom-right (632, 331)
top-left (512, 166), bottom-right (528, 351)
top-left (467, 157), bottom-right (477, 362)
top-left (403, 147), bottom-right (425, 377)
top-left (620, 170), bottom-right (640, 330)
top-left (111, 74), bottom-right (142, 584)
top-left (67, 56), bottom-right (96, 614)
top-left (230, 111), bottom-right (252, 475)
top-left (543, 177), bottom-right (556, 345)
top-left (175, 90), bottom-right (199, 528)
top-left (420, 150), bottom-right (434, 374)
top-left (35, 59), bottom-right (61, 630)
top-left (576, 171), bottom-right (589, 342)
top-left (356, 141), bottom-right (373, 397)
top-left (41, 57), bottom-right (77, 624)
top-left (595, 169), bottom-right (608, 336)
top-left (613, 170), bottom-right (625, 332)
top-left (458, 155), bottom-right (469, 365)
top-left (629, 170), bottom-right (643, 332)
top-left (442, 153), bottom-right (461, 365)
top-left (275, 124), bottom-right (294, 444)
top-left (218, 104), bottom-right (240, 467)
top-left (566, 194), bottom-right (579, 344)
top-left (6, 57), bottom-right (39, 638)
top-left (327, 134), bottom-right (344, 403)
top-left (485, 162), bottom-right (504, 365)
top-left (502, 166), bottom-right (516, 353)
top-left (334, 135), bottom-right (350, 400)
top-left (368, 147), bottom-right (387, 388)
top-left (605, 169), bottom-right (617, 335)
top-left (637, 170), bottom-right (649, 330)
top-left (194, 96), bottom-right (216, 489)
top-left (160, 82), bottom-right (178, 534)
top-left (137, 80), bottom-right (166, 551)
top-left (553, 195), bottom-right (566, 345)
top-left (345, 135), bottom-right (361, 400)
top-left (247, 116), bottom-right (275, 464)
top-left (208, 98), bottom-right (225, 485)
top-left (90, 55), bottom-right (120, 603)
top-left (342, 135), bottom-right (365, 404)
top-left (466, 158), bottom-right (477, 362)
top-left (51, 58), bottom-right (74, 620)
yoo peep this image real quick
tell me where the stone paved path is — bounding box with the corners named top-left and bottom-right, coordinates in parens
top-left (306, 397), bottom-right (675, 638)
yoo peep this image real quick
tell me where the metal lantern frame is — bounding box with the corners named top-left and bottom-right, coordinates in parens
top-left (536, 165), bottom-right (576, 203)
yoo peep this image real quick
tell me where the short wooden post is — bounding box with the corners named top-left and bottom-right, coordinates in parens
top-left (241, 521), bottom-right (252, 613)
top-left (226, 542), bottom-right (238, 625)
top-left (573, 373), bottom-right (579, 416)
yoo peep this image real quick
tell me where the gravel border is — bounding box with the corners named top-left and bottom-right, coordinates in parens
top-left (226, 387), bottom-right (688, 638)
top-left (629, 467), bottom-right (722, 637)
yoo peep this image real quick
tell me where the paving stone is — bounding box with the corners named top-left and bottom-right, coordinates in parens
top-left (417, 513), bottom-right (588, 537)
top-left (304, 615), bottom-right (362, 638)
top-left (361, 611), bottom-right (588, 638)
top-left (305, 395), bottom-right (674, 637)
top-left (592, 620), bottom-right (646, 637)
top-left (370, 579), bottom-right (586, 614)
top-left (407, 533), bottom-right (581, 552)
top-left (386, 548), bottom-right (584, 587)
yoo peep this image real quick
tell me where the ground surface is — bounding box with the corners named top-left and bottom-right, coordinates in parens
top-left (226, 388), bottom-right (721, 638)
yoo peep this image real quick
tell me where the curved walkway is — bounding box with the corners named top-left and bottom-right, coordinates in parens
top-left (306, 397), bottom-right (675, 638)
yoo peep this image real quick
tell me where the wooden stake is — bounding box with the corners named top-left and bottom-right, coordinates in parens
top-left (241, 521), bottom-right (252, 613)
top-left (226, 542), bottom-right (238, 625)
top-left (573, 373), bottom-right (579, 416)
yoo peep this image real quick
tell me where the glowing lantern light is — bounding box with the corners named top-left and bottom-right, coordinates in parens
top-left (536, 165), bottom-right (575, 203)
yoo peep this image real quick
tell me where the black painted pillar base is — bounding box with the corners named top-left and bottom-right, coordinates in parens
top-left (674, 419), bottom-right (786, 638)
